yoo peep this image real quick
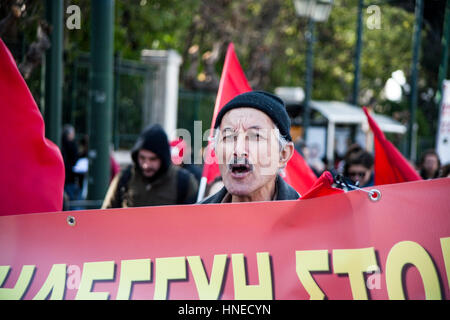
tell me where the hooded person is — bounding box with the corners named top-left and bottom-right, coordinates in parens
top-left (61, 124), bottom-right (80, 201)
top-left (102, 124), bottom-right (199, 208)
top-left (201, 91), bottom-right (299, 204)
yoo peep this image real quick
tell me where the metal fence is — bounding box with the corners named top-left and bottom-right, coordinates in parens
top-left (177, 88), bottom-right (216, 158)
top-left (66, 53), bottom-right (217, 152)
top-left (64, 52), bottom-right (153, 150)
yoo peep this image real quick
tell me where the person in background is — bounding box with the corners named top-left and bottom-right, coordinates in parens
top-left (102, 124), bottom-right (198, 208)
top-left (344, 150), bottom-right (374, 188)
top-left (74, 134), bottom-right (89, 198)
top-left (307, 143), bottom-right (325, 177)
top-left (61, 124), bottom-right (80, 202)
top-left (336, 143), bottom-right (363, 175)
top-left (440, 163), bottom-right (450, 178)
top-left (418, 149), bottom-right (441, 180)
top-left (294, 138), bottom-right (323, 177)
top-left (294, 137), bottom-right (307, 157)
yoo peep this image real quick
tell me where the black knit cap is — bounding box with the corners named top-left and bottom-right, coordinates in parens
top-left (214, 91), bottom-right (292, 141)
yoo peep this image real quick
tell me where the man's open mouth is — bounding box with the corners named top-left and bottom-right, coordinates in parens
top-left (228, 160), bottom-right (253, 177)
top-left (230, 164), bottom-right (251, 173)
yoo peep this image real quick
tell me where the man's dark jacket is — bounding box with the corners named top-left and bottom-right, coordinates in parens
top-left (200, 175), bottom-right (300, 204)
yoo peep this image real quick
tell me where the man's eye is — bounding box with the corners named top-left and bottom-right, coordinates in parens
top-left (223, 135), bottom-right (235, 142)
top-left (248, 133), bottom-right (262, 141)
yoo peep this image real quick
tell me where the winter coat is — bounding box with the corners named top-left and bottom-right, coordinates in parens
top-left (101, 164), bottom-right (198, 208)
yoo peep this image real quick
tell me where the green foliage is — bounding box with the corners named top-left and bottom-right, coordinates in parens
top-left (19, 0), bottom-right (423, 109)
top-left (281, 0), bottom-right (416, 104)
top-left (7, 0), bottom-right (441, 145)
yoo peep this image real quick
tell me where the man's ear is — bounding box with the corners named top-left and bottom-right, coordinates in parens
top-left (279, 142), bottom-right (294, 169)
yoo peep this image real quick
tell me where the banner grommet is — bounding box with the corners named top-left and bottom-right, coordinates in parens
top-left (368, 189), bottom-right (381, 202)
top-left (67, 215), bottom-right (76, 226)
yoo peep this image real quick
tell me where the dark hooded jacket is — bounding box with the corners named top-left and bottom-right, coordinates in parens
top-left (200, 175), bottom-right (299, 204)
top-left (61, 134), bottom-right (79, 185)
top-left (102, 124), bottom-right (198, 208)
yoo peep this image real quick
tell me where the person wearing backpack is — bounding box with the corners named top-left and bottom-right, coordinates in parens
top-left (101, 124), bottom-right (198, 208)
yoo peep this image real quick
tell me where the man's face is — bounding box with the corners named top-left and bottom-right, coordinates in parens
top-left (215, 108), bottom-right (292, 197)
top-left (347, 164), bottom-right (372, 186)
top-left (137, 149), bottom-right (161, 178)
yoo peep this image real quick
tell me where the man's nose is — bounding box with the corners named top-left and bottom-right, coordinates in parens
top-left (233, 133), bottom-right (248, 157)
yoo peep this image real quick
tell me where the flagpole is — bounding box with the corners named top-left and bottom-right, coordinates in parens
top-left (44, 0), bottom-right (63, 147)
top-left (88, 0), bottom-right (115, 201)
top-left (195, 43), bottom-right (256, 201)
top-left (197, 134), bottom-right (217, 201)
top-left (407, 0), bottom-right (423, 161)
top-left (196, 43), bottom-right (235, 202)
top-left (197, 176), bottom-right (208, 202)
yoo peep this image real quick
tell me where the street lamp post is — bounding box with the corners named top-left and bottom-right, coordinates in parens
top-left (44, 0), bottom-right (63, 147)
top-left (293, 0), bottom-right (333, 141)
top-left (88, 0), bottom-right (115, 201)
top-left (303, 18), bottom-right (315, 141)
top-left (436, 0), bottom-right (450, 134)
top-left (407, 0), bottom-right (423, 161)
top-left (352, 0), bottom-right (364, 106)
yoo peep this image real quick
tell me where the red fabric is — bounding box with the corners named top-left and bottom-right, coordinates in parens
top-left (170, 139), bottom-right (186, 165)
top-left (283, 149), bottom-right (318, 195)
top-left (201, 43), bottom-right (252, 183)
top-left (362, 107), bottom-right (422, 185)
top-left (301, 171), bottom-right (344, 200)
top-left (0, 39), bottom-right (65, 215)
top-left (201, 43), bottom-right (317, 195)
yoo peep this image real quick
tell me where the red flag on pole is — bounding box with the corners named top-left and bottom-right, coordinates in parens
top-left (201, 43), bottom-right (252, 185)
top-left (0, 39), bottom-right (65, 215)
top-left (362, 106), bottom-right (422, 185)
top-left (197, 43), bottom-right (317, 200)
top-left (301, 171), bottom-right (344, 200)
top-left (196, 43), bottom-right (252, 200)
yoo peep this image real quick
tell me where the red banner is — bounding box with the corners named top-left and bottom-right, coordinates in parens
top-left (0, 179), bottom-right (449, 300)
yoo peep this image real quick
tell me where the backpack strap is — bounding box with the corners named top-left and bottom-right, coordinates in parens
top-left (176, 168), bottom-right (190, 204)
top-left (117, 164), bottom-right (133, 206)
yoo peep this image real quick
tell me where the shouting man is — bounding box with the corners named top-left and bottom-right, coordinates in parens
top-left (201, 91), bottom-right (299, 203)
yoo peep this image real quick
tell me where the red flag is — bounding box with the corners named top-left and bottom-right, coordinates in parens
top-left (362, 106), bottom-right (422, 185)
top-left (170, 138), bottom-right (186, 165)
top-left (198, 43), bottom-right (317, 200)
top-left (300, 171), bottom-right (344, 200)
top-left (283, 149), bottom-right (318, 195)
top-left (0, 39), bottom-right (65, 215)
top-left (201, 43), bottom-right (252, 184)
